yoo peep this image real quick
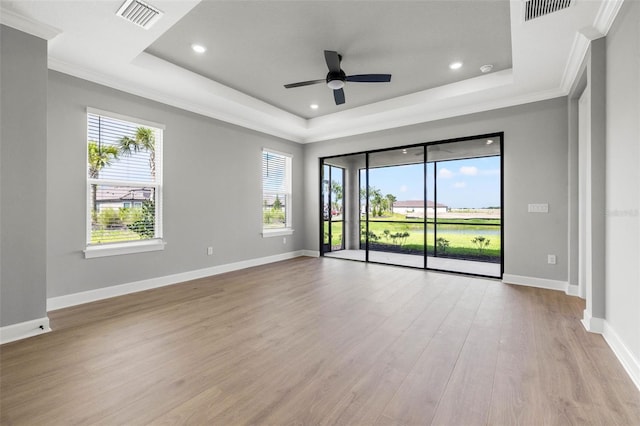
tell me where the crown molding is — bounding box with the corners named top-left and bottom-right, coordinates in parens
top-left (593, 0), bottom-right (625, 35)
top-left (559, 0), bottom-right (624, 99)
top-left (48, 56), bottom-right (308, 143)
top-left (0, 7), bottom-right (61, 40)
top-left (49, 53), bottom-right (566, 145)
top-left (303, 83), bottom-right (566, 143)
top-left (560, 32), bottom-right (591, 94)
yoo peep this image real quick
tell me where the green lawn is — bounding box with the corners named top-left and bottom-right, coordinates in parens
top-left (324, 216), bottom-right (501, 261)
top-left (91, 228), bottom-right (142, 244)
top-left (323, 220), bottom-right (344, 248)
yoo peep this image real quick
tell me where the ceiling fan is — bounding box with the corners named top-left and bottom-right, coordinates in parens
top-left (284, 50), bottom-right (392, 105)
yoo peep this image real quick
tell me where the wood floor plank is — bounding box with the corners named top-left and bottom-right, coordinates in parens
top-left (487, 285), bottom-right (543, 424)
top-left (378, 278), bottom-right (489, 425)
top-left (429, 281), bottom-right (505, 425)
top-left (1, 257), bottom-right (639, 425)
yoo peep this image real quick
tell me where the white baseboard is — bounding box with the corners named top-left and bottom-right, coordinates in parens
top-left (48, 250), bottom-right (314, 311)
top-left (565, 284), bottom-right (580, 297)
top-left (602, 321), bottom-right (640, 392)
top-left (502, 273), bottom-right (575, 296)
top-left (301, 250), bottom-right (320, 257)
top-left (0, 317), bottom-right (51, 345)
top-left (581, 309), bottom-right (605, 333)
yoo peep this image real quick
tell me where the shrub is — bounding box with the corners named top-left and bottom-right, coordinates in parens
top-left (97, 208), bottom-right (121, 229)
top-left (390, 231), bottom-right (410, 246)
top-left (365, 231), bottom-right (380, 241)
top-left (471, 236), bottom-right (490, 253)
top-left (119, 207), bottom-right (142, 227)
top-left (128, 200), bottom-right (155, 239)
top-left (436, 237), bottom-right (450, 253)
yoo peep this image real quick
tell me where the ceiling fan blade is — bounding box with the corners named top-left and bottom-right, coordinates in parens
top-left (324, 50), bottom-right (341, 73)
top-left (333, 88), bottom-right (345, 105)
top-left (284, 79), bottom-right (325, 89)
top-left (345, 74), bottom-right (392, 83)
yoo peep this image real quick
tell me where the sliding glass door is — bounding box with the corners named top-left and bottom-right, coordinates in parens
top-left (320, 134), bottom-right (502, 278)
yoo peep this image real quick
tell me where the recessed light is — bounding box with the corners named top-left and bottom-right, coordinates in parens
top-left (480, 64), bottom-right (494, 73)
top-left (310, 104), bottom-right (319, 110)
top-left (191, 44), bottom-right (206, 54)
top-left (449, 61), bottom-right (463, 70)
top-left (486, 139), bottom-right (494, 145)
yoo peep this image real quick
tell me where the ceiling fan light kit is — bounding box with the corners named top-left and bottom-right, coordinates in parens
top-left (284, 50), bottom-right (392, 105)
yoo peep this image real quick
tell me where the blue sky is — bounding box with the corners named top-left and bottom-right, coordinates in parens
top-left (367, 156), bottom-right (501, 208)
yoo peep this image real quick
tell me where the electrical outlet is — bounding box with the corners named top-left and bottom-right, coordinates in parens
top-left (547, 254), bottom-right (556, 265)
top-left (283, 237), bottom-right (287, 244)
top-left (207, 246), bottom-right (213, 256)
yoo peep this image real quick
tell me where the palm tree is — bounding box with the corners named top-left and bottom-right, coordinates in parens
top-left (119, 127), bottom-right (156, 179)
top-left (88, 141), bottom-right (119, 218)
top-left (331, 180), bottom-right (343, 215)
top-left (370, 188), bottom-right (383, 217)
top-left (385, 194), bottom-right (397, 215)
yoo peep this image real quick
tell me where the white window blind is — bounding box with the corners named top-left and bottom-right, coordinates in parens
top-left (87, 110), bottom-right (163, 246)
top-left (262, 149), bottom-right (292, 230)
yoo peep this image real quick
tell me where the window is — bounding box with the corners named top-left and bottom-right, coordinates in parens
top-left (85, 108), bottom-right (164, 258)
top-left (262, 149), bottom-right (293, 236)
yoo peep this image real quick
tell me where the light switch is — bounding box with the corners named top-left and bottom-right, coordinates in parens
top-left (528, 203), bottom-right (549, 213)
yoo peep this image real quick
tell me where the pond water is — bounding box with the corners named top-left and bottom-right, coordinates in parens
top-left (428, 228), bottom-right (500, 237)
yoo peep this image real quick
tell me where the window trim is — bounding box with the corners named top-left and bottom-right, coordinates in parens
top-left (261, 148), bottom-right (294, 237)
top-left (84, 239), bottom-right (166, 259)
top-left (85, 107), bottom-right (165, 258)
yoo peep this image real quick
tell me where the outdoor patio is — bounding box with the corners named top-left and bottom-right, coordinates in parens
top-left (324, 249), bottom-right (501, 277)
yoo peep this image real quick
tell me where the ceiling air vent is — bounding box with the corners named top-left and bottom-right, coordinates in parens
top-left (116, 0), bottom-right (163, 29)
top-left (524, 0), bottom-right (572, 21)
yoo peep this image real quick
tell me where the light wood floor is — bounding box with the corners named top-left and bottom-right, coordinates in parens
top-left (2, 257), bottom-right (639, 425)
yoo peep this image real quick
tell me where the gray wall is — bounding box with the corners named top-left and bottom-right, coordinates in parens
top-left (47, 71), bottom-right (304, 298)
top-left (303, 97), bottom-right (569, 282)
top-left (605, 0), bottom-right (640, 364)
top-left (0, 26), bottom-right (48, 326)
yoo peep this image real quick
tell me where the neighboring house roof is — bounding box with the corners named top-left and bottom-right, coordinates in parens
top-left (96, 187), bottom-right (152, 203)
top-left (393, 200), bottom-right (447, 208)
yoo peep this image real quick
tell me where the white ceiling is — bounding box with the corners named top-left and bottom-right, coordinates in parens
top-left (145, 1), bottom-right (512, 118)
top-left (0, 0), bottom-right (623, 143)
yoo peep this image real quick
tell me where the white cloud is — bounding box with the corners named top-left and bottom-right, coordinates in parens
top-left (399, 185), bottom-right (408, 192)
top-left (459, 166), bottom-right (478, 176)
top-left (453, 181), bottom-right (466, 189)
top-left (439, 168), bottom-right (454, 179)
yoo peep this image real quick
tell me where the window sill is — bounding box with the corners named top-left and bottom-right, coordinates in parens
top-left (84, 239), bottom-right (166, 259)
top-left (261, 228), bottom-right (294, 238)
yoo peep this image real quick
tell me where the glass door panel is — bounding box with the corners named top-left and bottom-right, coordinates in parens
top-left (330, 167), bottom-right (344, 250)
top-left (322, 153), bottom-right (366, 261)
top-left (428, 137), bottom-right (502, 277)
top-left (367, 147), bottom-right (425, 268)
top-left (425, 160), bottom-right (435, 259)
top-left (321, 164), bottom-right (345, 252)
top-left (322, 164), bottom-right (331, 252)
